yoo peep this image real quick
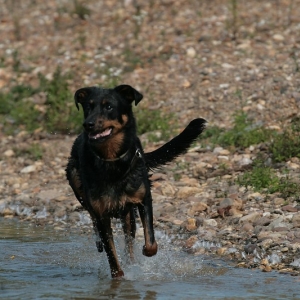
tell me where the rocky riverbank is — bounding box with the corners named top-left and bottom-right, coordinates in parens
top-left (1, 131), bottom-right (300, 276)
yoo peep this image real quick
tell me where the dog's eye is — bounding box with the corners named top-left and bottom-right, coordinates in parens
top-left (105, 104), bottom-right (113, 111)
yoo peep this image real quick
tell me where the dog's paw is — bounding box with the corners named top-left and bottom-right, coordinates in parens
top-left (111, 269), bottom-right (125, 278)
top-left (142, 241), bottom-right (158, 257)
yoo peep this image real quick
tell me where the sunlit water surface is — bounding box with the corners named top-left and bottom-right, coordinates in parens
top-left (0, 218), bottom-right (299, 300)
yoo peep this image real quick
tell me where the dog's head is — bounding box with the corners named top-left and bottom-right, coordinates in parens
top-left (74, 85), bottom-right (143, 156)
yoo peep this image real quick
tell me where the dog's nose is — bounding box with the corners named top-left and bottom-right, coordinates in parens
top-left (83, 121), bottom-right (95, 131)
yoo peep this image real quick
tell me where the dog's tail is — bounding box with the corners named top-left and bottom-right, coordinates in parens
top-left (145, 118), bottom-right (206, 170)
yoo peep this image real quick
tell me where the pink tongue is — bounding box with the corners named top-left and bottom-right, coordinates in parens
top-left (90, 128), bottom-right (112, 139)
top-left (99, 128), bottom-right (112, 137)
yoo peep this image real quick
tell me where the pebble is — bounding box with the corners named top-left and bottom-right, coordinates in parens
top-left (221, 63), bottom-right (234, 69)
top-left (4, 149), bottom-right (15, 157)
top-left (244, 243), bottom-right (257, 254)
top-left (184, 236), bottom-right (197, 249)
top-left (241, 223), bottom-right (254, 232)
top-left (272, 34), bottom-right (284, 41)
top-left (186, 47), bottom-right (196, 58)
top-left (262, 265), bottom-right (272, 272)
top-left (203, 219), bottom-right (218, 227)
top-left (37, 189), bottom-right (63, 202)
top-left (181, 79), bottom-right (191, 88)
top-left (172, 219), bottom-right (183, 226)
top-left (186, 218), bottom-right (198, 231)
top-left (213, 147), bottom-right (230, 155)
top-left (273, 198), bottom-right (285, 206)
top-left (216, 247), bottom-right (227, 255)
top-left (239, 157), bottom-right (252, 166)
top-left (20, 165), bottom-right (36, 173)
top-left (247, 193), bottom-right (264, 201)
top-left (260, 238), bottom-right (274, 249)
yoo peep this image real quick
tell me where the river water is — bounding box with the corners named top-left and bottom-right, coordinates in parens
top-left (0, 218), bottom-right (299, 300)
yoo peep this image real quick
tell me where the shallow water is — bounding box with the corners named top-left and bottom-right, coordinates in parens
top-left (0, 218), bottom-right (299, 300)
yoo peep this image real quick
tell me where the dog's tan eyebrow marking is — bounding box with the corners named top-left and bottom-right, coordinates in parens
top-left (122, 115), bottom-right (128, 124)
top-left (89, 99), bottom-right (94, 104)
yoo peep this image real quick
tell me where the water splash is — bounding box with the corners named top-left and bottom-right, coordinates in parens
top-left (267, 252), bottom-right (282, 265)
top-left (76, 212), bottom-right (92, 225)
top-left (54, 214), bottom-right (67, 223)
top-left (35, 207), bottom-right (48, 219)
top-left (192, 240), bottom-right (221, 250)
top-left (290, 258), bottom-right (300, 267)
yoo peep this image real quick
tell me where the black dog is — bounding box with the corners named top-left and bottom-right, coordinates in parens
top-left (66, 85), bottom-right (206, 278)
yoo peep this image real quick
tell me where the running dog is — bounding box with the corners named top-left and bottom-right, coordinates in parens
top-left (66, 84), bottom-right (206, 278)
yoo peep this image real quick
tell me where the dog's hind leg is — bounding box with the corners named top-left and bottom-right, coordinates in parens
top-left (121, 206), bottom-right (136, 262)
top-left (95, 217), bottom-right (124, 278)
top-left (138, 192), bottom-right (158, 257)
top-left (92, 220), bottom-right (103, 252)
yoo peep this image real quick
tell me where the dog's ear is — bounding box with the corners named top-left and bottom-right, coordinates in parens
top-left (114, 85), bottom-right (143, 106)
top-left (74, 88), bottom-right (90, 110)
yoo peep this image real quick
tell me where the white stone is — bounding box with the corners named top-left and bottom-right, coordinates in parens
top-left (4, 149), bottom-right (15, 157)
top-left (273, 34), bottom-right (284, 41)
top-left (186, 47), bottom-right (196, 58)
top-left (203, 219), bottom-right (218, 227)
top-left (20, 165), bottom-right (36, 173)
top-left (221, 63), bottom-right (234, 69)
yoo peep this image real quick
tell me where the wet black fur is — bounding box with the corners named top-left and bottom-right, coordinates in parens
top-left (66, 84), bottom-right (206, 278)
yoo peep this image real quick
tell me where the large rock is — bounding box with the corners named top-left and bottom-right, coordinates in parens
top-left (182, 218), bottom-right (199, 232)
top-left (217, 197), bottom-right (243, 218)
top-left (220, 197), bottom-right (243, 209)
top-left (188, 202), bottom-right (208, 216)
top-left (239, 212), bottom-right (261, 224)
top-left (281, 205), bottom-right (298, 212)
top-left (176, 187), bottom-right (202, 199)
top-left (292, 213), bottom-right (300, 228)
top-left (253, 216), bottom-right (271, 226)
top-left (268, 216), bottom-right (292, 230)
top-left (37, 189), bottom-right (63, 202)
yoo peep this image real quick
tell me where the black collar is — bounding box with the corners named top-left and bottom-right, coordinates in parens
top-left (97, 148), bottom-right (143, 178)
top-left (100, 149), bottom-right (130, 162)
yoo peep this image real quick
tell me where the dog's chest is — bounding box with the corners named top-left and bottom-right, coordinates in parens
top-left (90, 182), bottom-right (146, 216)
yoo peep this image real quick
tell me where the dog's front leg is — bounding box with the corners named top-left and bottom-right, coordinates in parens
top-left (138, 192), bottom-right (158, 257)
top-left (95, 217), bottom-right (124, 278)
top-left (121, 206), bottom-right (136, 262)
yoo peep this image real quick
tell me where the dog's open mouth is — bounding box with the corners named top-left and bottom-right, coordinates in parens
top-left (88, 127), bottom-right (113, 140)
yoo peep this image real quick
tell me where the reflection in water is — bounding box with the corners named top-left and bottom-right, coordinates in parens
top-left (94, 280), bottom-right (157, 300)
top-left (0, 218), bottom-right (299, 300)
